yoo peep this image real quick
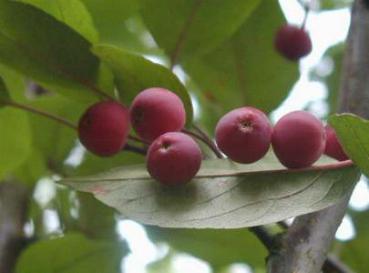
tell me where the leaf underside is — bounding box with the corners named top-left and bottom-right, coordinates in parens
top-left (61, 153), bottom-right (359, 229)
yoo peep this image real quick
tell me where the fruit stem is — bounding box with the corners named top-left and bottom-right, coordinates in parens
top-left (299, 0), bottom-right (310, 30)
top-left (128, 135), bottom-right (150, 145)
top-left (124, 143), bottom-right (147, 155)
top-left (182, 127), bottom-right (223, 159)
top-left (3, 100), bottom-right (77, 130)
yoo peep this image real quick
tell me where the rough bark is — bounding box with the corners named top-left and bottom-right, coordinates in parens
top-left (0, 183), bottom-right (29, 273)
top-left (267, 1), bottom-right (368, 272)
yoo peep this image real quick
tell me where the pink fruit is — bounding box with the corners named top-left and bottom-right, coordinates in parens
top-left (272, 111), bottom-right (326, 168)
top-left (147, 132), bottom-right (202, 186)
top-left (324, 125), bottom-right (349, 161)
top-left (78, 101), bottom-right (130, 157)
top-left (215, 107), bottom-right (272, 163)
top-left (130, 88), bottom-right (186, 142)
top-left (274, 24), bottom-right (312, 61)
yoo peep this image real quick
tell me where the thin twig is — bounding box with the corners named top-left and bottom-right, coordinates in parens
top-left (249, 226), bottom-right (275, 251)
top-left (124, 144), bottom-right (147, 155)
top-left (4, 101), bottom-right (77, 130)
top-left (181, 128), bottom-right (223, 159)
top-left (128, 135), bottom-right (150, 145)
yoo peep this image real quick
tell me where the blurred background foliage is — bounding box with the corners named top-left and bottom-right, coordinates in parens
top-left (0, 0), bottom-right (363, 272)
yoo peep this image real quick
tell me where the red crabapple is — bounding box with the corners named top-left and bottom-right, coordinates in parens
top-left (272, 111), bottom-right (326, 169)
top-left (78, 101), bottom-right (130, 157)
top-left (215, 107), bottom-right (272, 163)
top-left (147, 132), bottom-right (202, 186)
top-left (274, 24), bottom-right (312, 61)
top-left (324, 125), bottom-right (349, 161)
top-left (130, 88), bottom-right (186, 142)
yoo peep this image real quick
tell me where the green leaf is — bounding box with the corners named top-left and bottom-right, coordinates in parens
top-left (311, 44), bottom-right (344, 114)
top-left (140, 0), bottom-right (261, 62)
top-left (81, 0), bottom-right (157, 54)
top-left (16, 233), bottom-right (127, 273)
top-left (92, 44), bottom-right (193, 122)
top-left (61, 154), bottom-right (359, 229)
top-left (15, 0), bottom-right (99, 43)
top-left (319, 0), bottom-right (353, 10)
top-left (0, 0), bottom-right (103, 102)
top-left (0, 75), bottom-right (10, 104)
top-left (71, 152), bottom-right (144, 176)
top-left (27, 95), bottom-right (85, 167)
top-left (147, 227), bottom-right (266, 270)
top-left (0, 107), bottom-right (31, 179)
top-left (13, 149), bottom-right (47, 186)
top-left (329, 113), bottom-right (369, 177)
top-left (183, 0), bottom-right (298, 129)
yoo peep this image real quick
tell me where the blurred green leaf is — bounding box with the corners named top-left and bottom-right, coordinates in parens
top-left (13, 149), bottom-right (47, 185)
top-left (140, 0), bottom-right (261, 62)
top-left (183, 0), bottom-right (298, 130)
top-left (329, 114), bottom-right (369, 177)
top-left (311, 44), bottom-right (344, 114)
top-left (61, 154), bottom-right (358, 229)
top-left (27, 95), bottom-right (85, 168)
top-left (147, 227), bottom-right (266, 270)
top-left (72, 152), bottom-right (144, 176)
top-left (319, 0), bottom-right (353, 9)
top-left (0, 107), bottom-right (31, 179)
top-left (16, 233), bottom-right (127, 273)
top-left (81, 0), bottom-right (157, 54)
top-left (0, 0), bottom-right (105, 102)
top-left (15, 0), bottom-right (99, 43)
top-left (92, 44), bottom-right (193, 122)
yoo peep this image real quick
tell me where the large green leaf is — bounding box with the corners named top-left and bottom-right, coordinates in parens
top-left (15, 0), bottom-right (99, 43)
top-left (16, 233), bottom-right (127, 273)
top-left (140, 0), bottom-right (261, 63)
top-left (92, 44), bottom-right (193, 122)
top-left (61, 154), bottom-right (359, 229)
top-left (183, 0), bottom-right (298, 129)
top-left (0, 107), bottom-right (31, 179)
top-left (329, 114), bottom-right (369, 177)
top-left (80, 0), bottom-right (157, 54)
top-left (147, 227), bottom-right (266, 270)
top-left (0, 0), bottom-right (104, 101)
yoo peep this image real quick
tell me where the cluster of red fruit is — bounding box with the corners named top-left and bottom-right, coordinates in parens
top-left (77, 87), bottom-right (348, 186)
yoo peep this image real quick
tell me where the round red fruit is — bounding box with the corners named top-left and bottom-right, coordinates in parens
top-left (78, 101), bottom-right (130, 157)
top-left (130, 88), bottom-right (186, 142)
top-left (274, 24), bottom-right (312, 61)
top-left (147, 132), bottom-right (202, 186)
top-left (324, 125), bottom-right (348, 161)
top-left (272, 111), bottom-right (326, 168)
top-left (215, 107), bottom-right (272, 163)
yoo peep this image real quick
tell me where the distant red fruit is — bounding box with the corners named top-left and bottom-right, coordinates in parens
top-left (130, 88), bottom-right (186, 142)
top-left (147, 132), bottom-right (202, 186)
top-left (215, 107), bottom-right (272, 163)
top-left (272, 111), bottom-right (325, 168)
top-left (78, 101), bottom-right (130, 157)
top-left (274, 24), bottom-right (312, 61)
top-left (324, 125), bottom-right (349, 161)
